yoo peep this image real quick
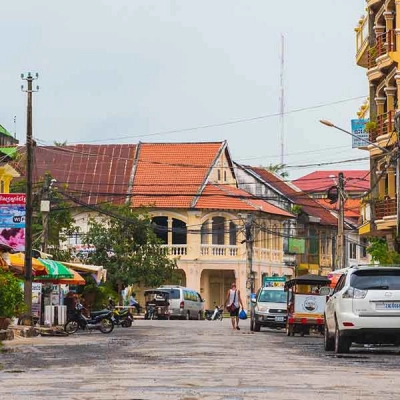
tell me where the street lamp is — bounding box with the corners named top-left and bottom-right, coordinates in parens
top-left (319, 119), bottom-right (390, 154)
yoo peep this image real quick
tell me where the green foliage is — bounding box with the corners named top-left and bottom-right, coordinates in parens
top-left (291, 205), bottom-right (302, 215)
top-left (10, 174), bottom-right (76, 257)
top-left (54, 140), bottom-right (68, 146)
top-left (263, 163), bottom-right (289, 179)
top-left (367, 237), bottom-right (400, 264)
top-left (84, 204), bottom-right (177, 288)
top-left (83, 282), bottom-right (117, 310)
top-left (364, 120), bottom-right (377, 134)
top-left (0, 270), bottom-right (25, 318)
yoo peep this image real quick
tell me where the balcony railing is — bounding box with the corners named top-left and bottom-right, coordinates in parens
top-left (356, 16), bottom-right (369, 58)
top-left (160, 244), bottom-right (188, 256)
top-left (200, 244), bottom-right (239, 257)
top-left (254, 248), bottom-right (283, 263)
top-left (376, 110), bottom-right (394, 138)
top-left (377, 30), bottom-right (396, 57)
top-left (375, 197), bottom-right (397, 220)
top-left (368, 30), bottom-right (396, 69)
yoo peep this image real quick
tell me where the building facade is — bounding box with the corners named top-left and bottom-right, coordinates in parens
top-left (32, 142), bottom-right (294, 308)
top-left (355, 0), bottom-right (400, 247)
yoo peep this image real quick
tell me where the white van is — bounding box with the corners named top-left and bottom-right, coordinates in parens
top-left (158, 285), bottom-right (205, 320)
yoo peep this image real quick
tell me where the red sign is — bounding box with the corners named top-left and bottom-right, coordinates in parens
top-left (0, 194), bottom-right (26, 205)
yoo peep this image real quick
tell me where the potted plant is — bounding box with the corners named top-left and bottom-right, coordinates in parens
top-left (0, 270), bottom-right (25, 330)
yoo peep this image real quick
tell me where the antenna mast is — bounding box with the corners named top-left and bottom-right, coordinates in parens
top-left (280, 34), bottom-right (285, 165)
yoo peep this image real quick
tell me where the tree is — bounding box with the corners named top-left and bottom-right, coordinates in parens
top-left (263, 163), bottom-right (289, 179)
top-left (367, 237), bottom-right (400, 264)
top-left (0, 270), bottom-right (25, 318)
top-left (83, 204), bottom-right (177, 289)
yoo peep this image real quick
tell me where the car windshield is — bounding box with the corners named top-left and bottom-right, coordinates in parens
top-left (351, 270), bottom-right (400, 290)
top-left (258, 290), bottom-right (286, 303)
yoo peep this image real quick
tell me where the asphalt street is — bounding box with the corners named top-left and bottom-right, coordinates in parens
top-left (1, 318), bottom-right (400, 400)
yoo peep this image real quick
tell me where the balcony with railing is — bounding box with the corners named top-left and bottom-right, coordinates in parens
top-left (375, 197), bottom-right (397, 220)
top-left (376, 110), bottom-right (394, 139)
top-left (355, 15), bottom-right (369, 67)
top-left (368, 30), bottom-right (396, 70)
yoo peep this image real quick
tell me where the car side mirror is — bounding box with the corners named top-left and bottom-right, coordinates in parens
top-left (251, 298), bottom-right (257, 304)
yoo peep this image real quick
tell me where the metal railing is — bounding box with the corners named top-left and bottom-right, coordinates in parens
top-left (375, 197), bottom-right (397, 220)
top-left (376, 110), bottom-right (394, 138)
top-left (377, 30), bottom-right (396, 57)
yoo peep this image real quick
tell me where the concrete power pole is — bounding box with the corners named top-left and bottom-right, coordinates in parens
top-left (336, 172), bottom-right (345, 271)
top-left (245, 214), bottom-right (254, 310)
top-left (41, 175), bottom-right (52, 253)
top-left (21, 72), bottom-right (39, 319)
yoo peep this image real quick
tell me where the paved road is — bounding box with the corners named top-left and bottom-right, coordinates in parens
top-left (1, 318), bottom-right (400, 399)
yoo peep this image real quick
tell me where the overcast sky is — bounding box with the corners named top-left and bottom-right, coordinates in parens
top-left (1, 0), bottom-right (367, 179)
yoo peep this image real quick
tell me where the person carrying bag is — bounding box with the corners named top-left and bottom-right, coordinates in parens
top-left (225, 282), bottom-right (244, 330)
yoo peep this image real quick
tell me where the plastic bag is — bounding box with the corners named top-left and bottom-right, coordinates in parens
top-left (239, 309), bottom-right (247, 320)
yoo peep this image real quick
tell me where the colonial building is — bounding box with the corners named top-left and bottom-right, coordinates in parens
top-left (293, 170), bottom-right (371, 268)
top-left (355, 0), bottom-right (400, 247)
top-left (235, 165), bottom-right (339, 274)
top-left (32, 141), bottom-right (294, 308)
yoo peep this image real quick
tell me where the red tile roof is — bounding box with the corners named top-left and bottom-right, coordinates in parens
top-left (131, 142), bottom-right (225, 208)
top-left (315, 198), bottom-right (361, 219)
top-left (196, 184), bottom-right (294, 217)
top-left (242, 166), bottom-right (338, 225)
top-left (292, 170), bottom-right (369, 193)
top-left (31, 145), bottom-right (137, 205)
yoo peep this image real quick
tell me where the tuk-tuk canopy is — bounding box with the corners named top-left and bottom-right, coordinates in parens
top-left (284, 274), bottom-right (331, 290)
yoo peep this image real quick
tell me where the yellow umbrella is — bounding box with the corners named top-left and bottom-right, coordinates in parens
top-left (9, 253), bottom-right (47, 274)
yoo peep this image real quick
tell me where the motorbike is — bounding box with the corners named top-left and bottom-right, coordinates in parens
top-left (205, 303), bottom-right (224, 321)
top-left (64, 304), bottom-right (115, 334)
top-left (111, 308), bottom-right (134, 327)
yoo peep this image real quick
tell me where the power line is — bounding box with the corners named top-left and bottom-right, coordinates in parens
top-left (35, 95), bottom-right (367, 145)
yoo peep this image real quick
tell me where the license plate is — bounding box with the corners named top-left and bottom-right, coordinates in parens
top-left (376, 302), bottom-right (400, 310)
top-left (275, 316), bottom-right (284, 322)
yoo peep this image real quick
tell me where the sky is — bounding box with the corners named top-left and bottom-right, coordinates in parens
top-left (0, 0), bottom-right (368, 179)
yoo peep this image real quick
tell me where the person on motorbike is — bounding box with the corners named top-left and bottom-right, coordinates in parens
top-left (129, 293), bottom-right (141, 315)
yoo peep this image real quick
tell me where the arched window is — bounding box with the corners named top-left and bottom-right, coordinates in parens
top-left (212, 217), bottom-right (225, 245)
top-left (229, 221), bottom-right (237, 245)
top-left (172, 218), bottom-right (187, 245)
top-left (152, 216), bottom-right (168, 244)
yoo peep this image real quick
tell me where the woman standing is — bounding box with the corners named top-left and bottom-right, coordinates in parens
top-left (225, 283), bottom-right (244, 330)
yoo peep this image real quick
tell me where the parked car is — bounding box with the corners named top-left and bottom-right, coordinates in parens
top-left (324, 266), bottom-right (400, 353)
top-left (250, 286), bottom-right (287, 332)
top-left (158, 285), bottom-right (205, 320)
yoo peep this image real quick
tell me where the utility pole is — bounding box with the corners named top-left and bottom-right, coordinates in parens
top-left (21, 72), bottom-right (39, 320)
top-left (244, 214), bottom-right (254, 311)
top-left (336, 172), bottom-right (345, 271)
top-left (41, 174), bottom-right (52, 253)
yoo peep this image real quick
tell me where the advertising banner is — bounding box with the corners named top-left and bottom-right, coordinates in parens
top-left (351, 119), bottom-right (369, 148)
top-left (264, 276), bottom-right (286, 287)
top-left (288, 238), bottom-right (305, 254)
top-left (0, 193), bottom-right (26, 251)
top-left (32, 282), bottom-right (42, 319)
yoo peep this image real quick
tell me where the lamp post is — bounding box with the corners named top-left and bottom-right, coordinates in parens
top-left (319, 120), bottom-right (390, 154)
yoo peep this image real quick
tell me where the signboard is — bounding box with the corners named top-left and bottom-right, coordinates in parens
top-left (263, 276), bottom-right (286, 287)
top-left (294, 294), bottom-right (326, 315)
top-left (0, 193), bottom-right (26, 251)
top-left (351, 119), bottom-right (369, 148)
top-left (32, 282), bottom-right (42, 319)
top-left (288, 238), bottom-right (305, 254)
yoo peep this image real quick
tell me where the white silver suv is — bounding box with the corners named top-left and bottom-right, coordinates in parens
top-left (324, 266), bottom-right (400, 353)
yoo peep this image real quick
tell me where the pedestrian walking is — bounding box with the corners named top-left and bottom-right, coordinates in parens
top-left (225, 283), bottom-right (244, 330)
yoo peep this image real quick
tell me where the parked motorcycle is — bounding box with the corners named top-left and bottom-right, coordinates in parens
top-left (205, 303), bottom-right (224, 321)
top-left (64, 304), bottom-right (114, 334)
top-left (111, 308), bottom-right (134, 327)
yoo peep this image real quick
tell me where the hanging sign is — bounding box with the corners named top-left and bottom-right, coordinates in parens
top-left (351, 119), bottom-right (369, 148)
